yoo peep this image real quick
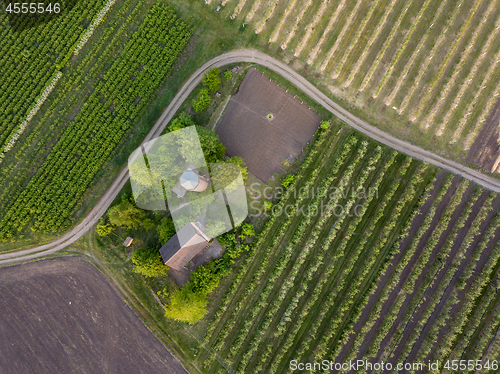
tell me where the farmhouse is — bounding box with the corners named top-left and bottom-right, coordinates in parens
top-left (216, 68), bottom-right (321, 182)
top-left (159, 222), bottom-right (210, 270)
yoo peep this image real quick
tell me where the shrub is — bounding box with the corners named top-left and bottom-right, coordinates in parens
top-left (189, 265), bottom-right (221, 294)
top-left (132, 247), bottom-right (169, 277)
top-left (241, 223), bottom-right (255, 237)
top-left (156, 217), bottom-right (176, 243)
top-left (193, 88), bottom-right (211, 112)
top-left (202, 67), bottom-right (221, 92)
top-left (281, 174), bottom-right (295, 188)
top-left (320, 120), bottom-right (330, 129)
top-left (224, 71), bottom-right (233, 80)
top-left (95, 217), bottom-right (114, 236)
top-left (164, 288), bottom-right (207, 324)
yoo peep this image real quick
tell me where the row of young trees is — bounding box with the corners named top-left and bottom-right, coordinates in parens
top-left (235, 140), bottom-right (372, 373)
top-left (343, 173), bottom-right (454, 364)
top-left (201, 124), bottom-right (438, 374)
top-left (0, 0), bottom-right (107, 154)
top-left (387, 186), bottom-right (484, 364)
top-left (202, 124), bottom-right (342, 369)
top-left (313, 163), bottom-right (431, 366)
top-left (208, 131), bottom-right (354, 365)
top-left (0, 3), bottom-right (193, 240)
top-left (264, 147), bottom-right (392, 374)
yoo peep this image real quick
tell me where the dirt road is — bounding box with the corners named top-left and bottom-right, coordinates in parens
top-left (3, 49), bottom-right (500, 265)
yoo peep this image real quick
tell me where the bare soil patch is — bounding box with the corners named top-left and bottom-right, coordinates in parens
top-left (0, 257), bottom-right (187, 374)
top-left (467, 97), bottom-right (500, 172)
top-left (216, 68), bottom-right (321, 182)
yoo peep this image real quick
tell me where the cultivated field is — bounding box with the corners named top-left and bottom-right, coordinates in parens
top-left (216, 68), bottom-right (320, 182)
top-left (206, 0), bottom-right (500, 170)
top-left (196, 123), bottom-right (500, 373)
top-left (0, 258), bottom-right (187, 374)
top-left (0, 1), bottom-right (192, 244)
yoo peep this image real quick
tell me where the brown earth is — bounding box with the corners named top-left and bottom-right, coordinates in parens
top-left (333, 170), bottom-right (448, 367)
top-left (216, 68), bottom-right (321, 182)
top-left (466, 97), bottom-right (500, 173)
top-left (0, 257), bottom-right (187, 374)
top-left (380, 186), bottom-right (488, 370)
top-left (404, 193), bottom-right (500, 364)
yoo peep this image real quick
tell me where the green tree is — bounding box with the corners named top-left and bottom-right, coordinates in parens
top-left (320, 120), bottom-right (330, 129)
top-left (192, 88), bottom-right (211, 112)
top-left (202, 67), bottom-right (221, 92)
top-left (224, 71), bottom-right (233, 80)
top-left (168, 112), bottom-right (195, 132)
top-left (241, 223), bottom-right (255, 237)
top-left (188, 265), bottom-right (221, 294)
top-left (132, 247), bottom-right (169, 277)
top-left (225, 156), bottom-right (248, 180)
top-left (95, 217), bottom-right (114, 236)
top-left (196, 126), bottom-right (226, 163)
top-left (157, 217), bottom-right (176, 243)
top-left (108, 199), bottom-right (147, 229)
top-left (164, 288), bottom-right (207, 324)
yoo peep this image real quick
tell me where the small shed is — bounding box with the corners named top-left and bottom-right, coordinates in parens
top-left (123, 237), bottom-right (134, 247)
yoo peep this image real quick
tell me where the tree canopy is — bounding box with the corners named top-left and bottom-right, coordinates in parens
top-left (156, 217), bottom-right (176, 243)
top-left (108, 199), bottom-right (148, 229)
top-left (132, 247), bottom-right (169, 277)
top-left (192, 88), bottom-right (211, 112)
top-left (168, 112), bottom-right (195, 132)
top-left (95, 217), bottom-right (114, 236)
top-left (196, 126), bottom-right (226, 163)
top-left (164, 288), bottom-right (207, 324)
top-left (202, 67), bottom-right (221, 92)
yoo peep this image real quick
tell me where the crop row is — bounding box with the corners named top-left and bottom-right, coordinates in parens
top-left (202, 127), bottom-right (341, 349)
top-left (411, 193), bottom-right (495, 366)
top-left (426, 1), bottom-right (500, 135)
top-left (343, 173), bottom-right (453, 365)
top-left (389, 187), bottom-right (483, 363)
top-left (0, 2), bottom-right (192, 240)
top-left (290, 158), bottom-right (414, 368)
top-left (373, 0), bottom-right (435, 98)
top-left (233, 140), bottom-right (370, 373)
top-left (316, 164), bottom-right (431, 366)
top-left (0, 0), bottom-right (107, 152)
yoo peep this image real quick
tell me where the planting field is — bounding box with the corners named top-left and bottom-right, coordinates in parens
top-left (0, 0), bottom-right (109, 160)
top-left (195, 122), bottom-right (500, 373)
top-left (208, 0), bottom-right (500, 168)
top-left (0, 258), bottom-right (187, 374)
top-left (0, 1), bottom-right (192, 244)
top-left (216, 68), bottom-right (321, 182)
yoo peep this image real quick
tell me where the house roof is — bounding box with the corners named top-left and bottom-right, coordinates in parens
top-left (159, 222), bottom-right (209, 270)
top-left (123, 237), bottom-right (134, 247)
top-left (180, 171), bottom-right (199, 190)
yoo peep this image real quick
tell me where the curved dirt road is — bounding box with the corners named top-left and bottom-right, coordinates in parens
top-left (2, 49), bottom-right (500, 265)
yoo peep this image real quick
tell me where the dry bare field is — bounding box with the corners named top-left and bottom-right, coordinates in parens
top-left (0, 258), bottom-right (187, 374)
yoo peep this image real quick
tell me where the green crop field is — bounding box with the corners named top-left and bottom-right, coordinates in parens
top-left (193, 123), bottom-right (500, 373)
top-left (208, 0), bottom-right (500, 166)
top-left (0, 0), bottom-right (193, 246)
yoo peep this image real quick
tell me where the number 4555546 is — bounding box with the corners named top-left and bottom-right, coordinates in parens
top-left (444, 360), bottom-right (498, 371)
top-left (6, 3), bottom-right (61, 14)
